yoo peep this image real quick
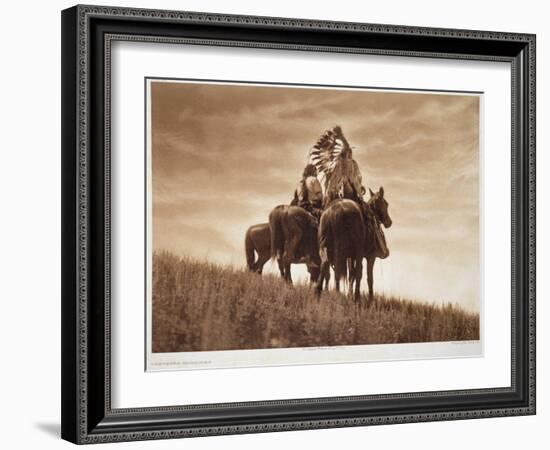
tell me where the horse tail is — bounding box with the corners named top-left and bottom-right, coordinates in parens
top-left (319, 210), bottom-right (341, 282)
top-left (318, 212), bottom-right (332, 252)
top-left (244, 227), bottom-right (256, 271)
top-left (269, 207), bottom-right (285, 260)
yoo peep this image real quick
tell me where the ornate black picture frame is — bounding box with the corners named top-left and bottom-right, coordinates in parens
top-left (61, 4), bottom-right (536, 444)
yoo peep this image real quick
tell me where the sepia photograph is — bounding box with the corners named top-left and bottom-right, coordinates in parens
top-left (145, 78), bottom-right (481, 370)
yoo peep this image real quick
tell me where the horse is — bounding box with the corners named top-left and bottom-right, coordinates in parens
top-left (245, 223), bottom-right (273, 274)
top-left (361, 186), bottom-right (393, 304)
top-left (268, 205), bottom-right (321, 283)
top-left (245, 222), bottom-right (320, 282)
top-left (315, 199), bottom-right (365, 300)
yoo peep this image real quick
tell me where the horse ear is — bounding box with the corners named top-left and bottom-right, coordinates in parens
top-left (369, 187), bottom-right (375, 197)
top-left (379, 186), bottom-right (384, 197)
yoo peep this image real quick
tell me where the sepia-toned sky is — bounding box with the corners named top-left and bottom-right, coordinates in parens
top-left (149, 80), bottom-right (480, 311)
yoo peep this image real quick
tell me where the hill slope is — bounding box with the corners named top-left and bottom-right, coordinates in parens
top-left (152, 252), bottom-right (479, 353)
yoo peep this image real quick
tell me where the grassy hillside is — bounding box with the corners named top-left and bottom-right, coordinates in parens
top-left (152, 252), bottom-right (479, 353)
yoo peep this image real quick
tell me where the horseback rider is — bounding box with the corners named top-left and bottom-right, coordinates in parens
top-left (309, 125), bottom-right (364, 206)
top-left (291, 163), bottom-right (323, 220)
top-left (308, 125), bottom-right (388, 257)
top-left (324, 146), bottom-right (364, 205)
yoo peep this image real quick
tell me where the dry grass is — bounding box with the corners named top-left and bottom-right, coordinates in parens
top-left (152, 252), bottom-right (479, 353)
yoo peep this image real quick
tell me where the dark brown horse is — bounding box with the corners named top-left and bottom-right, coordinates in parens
top-left (245, 223), bottom-right (274, 274)
top-left (360, 186), bottom-right (392, 304)
top-left (269, 205), bottom-right (321, 283)
top-left (245, 222), bottom-right (319, 282)
top-left (315, 199), bottom-right (365, 300)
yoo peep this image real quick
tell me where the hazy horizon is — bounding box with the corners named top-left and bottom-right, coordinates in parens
top-left (149, 80), bottom-right (480, 312)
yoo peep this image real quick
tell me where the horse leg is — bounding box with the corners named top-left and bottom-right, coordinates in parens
top-left (354, 257), bottom-right (363, 303)
top-left (323, 265), bottom-right (331, 290)
top-left (308, 267), bottom-right (318, 284)
top-left (256, 253), bottom-right (269, 274)
top-left (286, 262), bottom-right (293, 283)
top-left (367, 256), bottom-right (375, 306)
top-left (348, 259), bottom-right (355, 296)
top-left (334, 253), bottom-right (345, 294)
top-left (252, 249), bottom-right (259, 273)
top-left (283, 232), bottom-right (300, 284)
top-left (277, 257), bottom-right (284, 278)
top-left (316, 248), bottom-right (330, 297)
top-left (282, 252), bottom-right (292, 283)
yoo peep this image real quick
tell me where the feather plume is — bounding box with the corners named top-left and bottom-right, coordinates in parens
top-left (308, 126), bottom-right (351, 184)
top-left (308, 126), bottom-right (362, 201)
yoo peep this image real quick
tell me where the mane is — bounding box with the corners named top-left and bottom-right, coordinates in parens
top-left (367, 193), bottom-right (379, 206)
top-left (364, 194), bottom-right (381, 222)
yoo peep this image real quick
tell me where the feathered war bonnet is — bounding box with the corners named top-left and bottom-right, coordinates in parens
top-left (307, 126), bottom-right (363, 201)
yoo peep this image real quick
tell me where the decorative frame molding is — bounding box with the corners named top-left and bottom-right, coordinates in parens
top-left (61, 4), bottom-right (536, 444)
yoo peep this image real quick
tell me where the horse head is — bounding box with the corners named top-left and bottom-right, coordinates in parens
top-left (368, 186), bottom-right (392, 228)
